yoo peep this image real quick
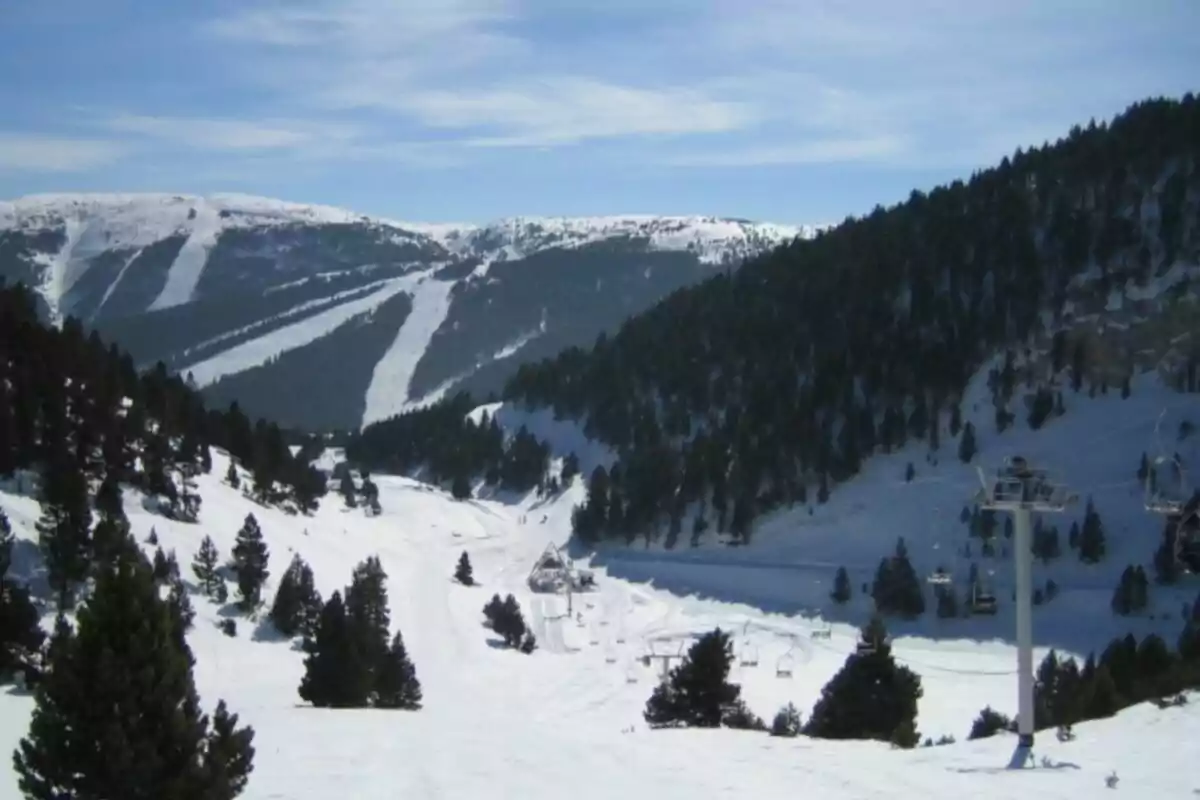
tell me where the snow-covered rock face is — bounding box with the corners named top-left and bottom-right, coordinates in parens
top-left (0, 193), bottom-right (812, 432)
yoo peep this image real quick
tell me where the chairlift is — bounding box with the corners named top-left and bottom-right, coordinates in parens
top-left (968, 579), bottom-right (998, 615)
top-left (810, 624), bottom-right (832, 640)
top-left (738, 641), bottom-right (759, 667)
top-left (927, 566), bottom-right (952, 585)
top-left (775, 652), bottom-right (795, 678)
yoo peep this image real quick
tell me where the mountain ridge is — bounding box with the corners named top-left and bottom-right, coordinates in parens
top-left (0, 192), bottom-right (813, 431)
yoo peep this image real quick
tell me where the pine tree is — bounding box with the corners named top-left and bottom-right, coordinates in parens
top-left (491, 594), bottom-right (531, 649)
top-left (298, 591), bottom-right (371, 708)
top-left (202, 701), bottom-right (256, 798)
top-left (339, 472), bottom-right (357, 508)
top-left (643, 628), bottom-right (744, 728)
top-left (871, 538), bottom-right (926, 618)
top-left (12, 549), bottom-right (255, 799)
top-left (231, 514), bottom-right (269, 611)
top-left (967, 706), bottom-right (1012, 740)
top-left (92, 475), bottom-right (131, 568)
top-left (804, 616), bottom-right (922, 746)
top-left (957, 421), bottom-right (977, 463)
top-left (36, 446), bottom-right (93, 611)
top-left (830, 566), bottom-right (851, 604)
top-left (454, 551), bottom-right (474, 586)
top-left (373, 630), bottom-right (422, 710)
top-left (770, 702), bottom-right (802, 737)
top-left (225, 461), bottom-right (240, 489)
top-left (1078, 498), bottom-right (1107, 563)
top-left (344, 556), bottom-right (391, 682)
top-left (1, 513), bottom-right (46, 678)
top-left (192, 535), bottom-right (223, 600)
top-left (450, 472), bottom-right (472, 500)
top-left (269, 554), bottom-right (322, 638)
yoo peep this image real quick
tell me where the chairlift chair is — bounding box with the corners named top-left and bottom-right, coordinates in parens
top-left (738, 641), bottom-right (760, 667)
top-left (775, 652), bottom-right (795, 678)
top-left (968, 580), bottom-right (998, 615)
top-left (927, 567), bottom-right (952, 585)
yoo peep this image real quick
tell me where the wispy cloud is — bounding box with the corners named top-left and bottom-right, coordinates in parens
top-left (0, 134), bottom-right (124, 172)
top-left (2, 0), bottom-right (1194, 204)
top-left (103, 114), bottom-right (362, 151)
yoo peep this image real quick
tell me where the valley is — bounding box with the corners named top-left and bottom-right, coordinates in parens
top-left (3, 445), bottom-right (1198, 798)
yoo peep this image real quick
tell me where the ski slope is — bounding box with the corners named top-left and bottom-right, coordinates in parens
top-left (2, 448), bottom-right (1197, 798)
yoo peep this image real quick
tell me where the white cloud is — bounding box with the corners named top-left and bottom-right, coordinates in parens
top-left (0, 134), bottom-right (124, 172)
top-left (85, 0), bottom-right (1184, 173)
top-left (408, 79), bottom-right (755, 146)
top-left (203, 0), bottom-right (760, 148)
top-left (103, 114), bottom-right (362, 151)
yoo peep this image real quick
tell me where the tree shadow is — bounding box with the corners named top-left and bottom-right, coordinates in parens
top-left (951, 744), bottom-right (1081, 774)
top-left (250, 617), bottom-right (293, 644)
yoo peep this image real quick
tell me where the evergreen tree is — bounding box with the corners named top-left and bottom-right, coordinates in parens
top-left (344, 556), bottom-right (391, 684)
top-left (450, 472), bottom-right (472, 500)
top-left (225, 461), bottom-right (240, 489)
top-left (804, 616), bottom-right (922, 746)
top-left (957, 422), bottom-right (977, 463)
top-left (1, 513), bottom-right (46, 679)
top-left (35, 446), bottom-right (93, 611)
top-left (12, 550), bottom-right (255, 799)
top-left (339, 472), bottom-right (357, 509)
top-left (373, 630), bottom-right (422, 710)
top-left (269, 554), bottom-right (322, 638)
top-left (1078, 498), bottom-right (1107, 563)
top-left (644, 628), bottom-right (744, 728)
top-left (192, 535), bottom-right (224, 600)
top-left (298, 591), bottom-right (371, 708)
top-left (92, 475), bottom-right (131, 568)
top-left (231, 514), bottom-right (269, 611)
top-left (967, 706), bottom-right (1012, 740)
top-left (454, 551), bottom-right (474, 586)
top-left (830, 566), bottom-right (852, 604)
top-left (770, 702), bottom-right (802, 737)
top-left (871, 538), bottom-right (926, 618)
top-left (491, 594), bottom-right (531, 649)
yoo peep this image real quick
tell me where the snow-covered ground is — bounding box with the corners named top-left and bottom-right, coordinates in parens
top-left (361, 275), bottom-right (459, 425)
top-left (3, 440), bottom-right (1197, 798)
top-left (492, 367), bottom-right (1200, 659)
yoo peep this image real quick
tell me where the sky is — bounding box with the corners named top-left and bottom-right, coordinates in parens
top-left (0, 0), bottom-right (1196, 225)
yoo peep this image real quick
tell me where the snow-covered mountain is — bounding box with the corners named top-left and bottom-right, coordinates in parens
top-left (0, 193), bottom-right (813, 431)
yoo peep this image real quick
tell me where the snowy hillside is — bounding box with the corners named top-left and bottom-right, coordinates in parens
top-left (469, 366), bottom-right (1200, 659)
top-left (0, 193), bottom-right (808, 431)
top-left (2, 449), bottom-right (1197, 798)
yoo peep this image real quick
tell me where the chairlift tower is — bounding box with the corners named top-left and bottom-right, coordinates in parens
top-left (975, 456), bottom-right (1076, 751)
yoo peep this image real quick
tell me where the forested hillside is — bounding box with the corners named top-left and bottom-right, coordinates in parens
top-left (0, 278), bottom-right (327, 558)
top-left (486, 96), bottom-right (1200, 546)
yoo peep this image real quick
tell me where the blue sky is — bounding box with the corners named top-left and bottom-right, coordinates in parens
top-left (1, 0), bottom-right (1196, 224)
